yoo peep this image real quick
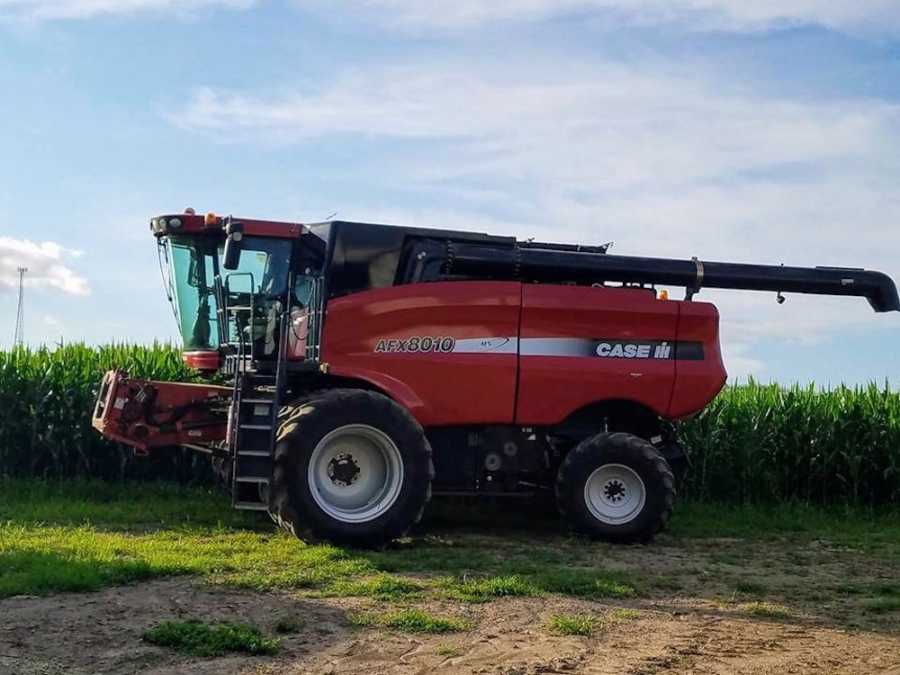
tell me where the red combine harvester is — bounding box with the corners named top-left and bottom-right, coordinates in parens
top-left (93, 212), bottom-right (899, 546)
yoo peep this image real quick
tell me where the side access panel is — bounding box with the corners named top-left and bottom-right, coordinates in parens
top-left (516, 285), bottom-right (679, 425)
top-left (322, 281), bottom-right (521, 426)
top-left (668, 301), bottom-right (727, 418)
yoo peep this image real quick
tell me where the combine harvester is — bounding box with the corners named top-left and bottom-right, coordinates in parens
top-left (93, 212), bottom-right (899, 546)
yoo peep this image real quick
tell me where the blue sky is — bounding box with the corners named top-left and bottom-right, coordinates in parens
top-left (1, 0), bottom-right (898, 386)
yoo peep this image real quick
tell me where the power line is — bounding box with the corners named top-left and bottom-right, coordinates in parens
top-left (13, 267), bottom-right (27, 347)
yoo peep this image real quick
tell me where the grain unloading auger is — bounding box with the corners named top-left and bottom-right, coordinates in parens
top-left (446, 243), bottom-right (900, 312)
top-left (93, 213), bottom-right (898, 546)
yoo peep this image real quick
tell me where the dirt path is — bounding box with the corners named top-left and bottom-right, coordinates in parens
top-left (2, 578), bottom-right (898, 675)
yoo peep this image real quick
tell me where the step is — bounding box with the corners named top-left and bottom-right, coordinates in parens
top-left (241, 404), bottom-right (274, 420)
top-left (240, 424), bottom-right (272, 430)
top-left (234, 476), bottom-right (269, 484)
top-left (237, 450), bottom-right (270, 457)
top-left (241, 398), bottom-right (274, 404)
top-left (244, 383), bottom-right (276, 391)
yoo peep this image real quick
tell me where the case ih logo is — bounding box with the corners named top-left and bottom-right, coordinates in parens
top-left (593, 339), bottom-right (704, 361)
top-left (596, 341), bottom-right (672, 359)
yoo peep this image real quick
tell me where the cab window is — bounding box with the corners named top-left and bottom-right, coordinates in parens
top-left (221, 237), bottom-right (292, 297)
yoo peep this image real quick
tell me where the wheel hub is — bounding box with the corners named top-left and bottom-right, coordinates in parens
top-left (603, 479), bottom-right (626, 502)
top-left (584, 463), bottom-right (646, 525)
top-left (327, 453), bottom-right (361, 486)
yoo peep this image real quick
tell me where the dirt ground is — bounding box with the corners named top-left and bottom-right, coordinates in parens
top-left (3, 571), bottom-right (899, 675)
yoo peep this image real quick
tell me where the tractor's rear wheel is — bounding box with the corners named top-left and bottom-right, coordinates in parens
top-left (556, 432), bottom-right (675, 543)
top-left (269, 389), bottom-right (433, 548)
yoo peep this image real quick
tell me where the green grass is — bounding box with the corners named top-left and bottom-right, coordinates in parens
top-left (351, 609), bottom-right (470, 633)
top-left (0, 521), bottom-right (375, 598)
top-left (1, 481), bottom-right (636, 600)
top-left (669, 501), bottom-right (900, 554)
top-left (871, 583), bottom-right (900, 596)
top-left (321, 575), bottom-right (424, 600)
top-left (0, 514), bottom-right (636, 600)
top-left (734, 581), bottom-right (768, 596)
top-left (143, 620), bottom-right (279, 656)
top-left (0, 479), bottom-right (253, 529)
top-left (532, 568), bottom-right (637, 599)
top-left (405, 563), bottom-right (636, 604)
top-left (547, 613), bottom-right (596, 636)
top-left (863, 597), bottom-right (900, 614)
top-left (610, 608), bottom-right (640, 620)
top-left (650, 575), bottom-right (684, 592)
top-left (548, 608), bottom-right (640, 636)
top-left (1, 479), bottom-right (898, 606)
top-left (440, 574), bottom-right (540, 602)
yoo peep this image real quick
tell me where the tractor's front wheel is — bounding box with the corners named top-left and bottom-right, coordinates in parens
top-left (269, 389), bottom-right (433, 548)
top-left (556, 432), bottom-right (675, 543)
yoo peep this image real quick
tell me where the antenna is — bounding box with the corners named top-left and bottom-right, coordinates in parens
top-left (13, 266), bottom-right (27, 347)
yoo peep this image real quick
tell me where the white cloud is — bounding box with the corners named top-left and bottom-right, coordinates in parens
top-left (0, 237), bottom-right (90, 295)
top-left (0, 0), bottom-right (253, 21)
top-left (305, 0), bottom-right (900, 34)
top-left (173, 65), bottom-right (900, 194)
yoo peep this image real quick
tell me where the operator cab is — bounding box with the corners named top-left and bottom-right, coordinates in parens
top-left (152, 212), bottom-right (326, 372)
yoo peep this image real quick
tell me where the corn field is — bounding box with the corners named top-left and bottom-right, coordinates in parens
top-left (1, 344), bottom-right (898, 505)
top-left (679, 381), bottom-right (900, 506)
top-left (0, 343), bottom-right (213, 482)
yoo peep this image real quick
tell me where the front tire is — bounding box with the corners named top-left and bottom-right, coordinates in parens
top-left (269, 389), bottom-right (432, 548)
top-left (556, 432), bottom-right (675, 543)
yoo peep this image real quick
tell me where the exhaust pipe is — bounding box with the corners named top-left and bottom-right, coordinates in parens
top-left (447, 244), bottom-right (900, 313)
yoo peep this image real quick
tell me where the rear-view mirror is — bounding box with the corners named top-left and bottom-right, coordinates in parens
top-left (223, 221), bottom-right (244, 270)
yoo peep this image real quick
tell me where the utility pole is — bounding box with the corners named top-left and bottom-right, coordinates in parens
top-left (13, 266), bottom-right (27, 347)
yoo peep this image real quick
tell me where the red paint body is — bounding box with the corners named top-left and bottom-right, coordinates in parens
top-left (323, 282), bottom-right (521, 425)
top-left (669, 301), bottom-right (727, 418)
top-left (322, 281), bottom-right (726, 426)
top-left (517, 285), bottom-right (679, 424)
top-left (182, 350), bottom-right (222, 372)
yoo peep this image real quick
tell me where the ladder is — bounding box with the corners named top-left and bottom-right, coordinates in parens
top-left (222, 276), bottom-right (288, 512)
top-left (230, 370), bottom-right (278, 510)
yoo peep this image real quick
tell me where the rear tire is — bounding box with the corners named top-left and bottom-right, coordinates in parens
top-left (556, 432), bottom-right (675, 543)
top-left (269, 389), bottom-right (432, 548)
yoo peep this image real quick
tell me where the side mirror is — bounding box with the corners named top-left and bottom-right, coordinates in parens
top-left (222, 221), bottom-right (244, 270)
